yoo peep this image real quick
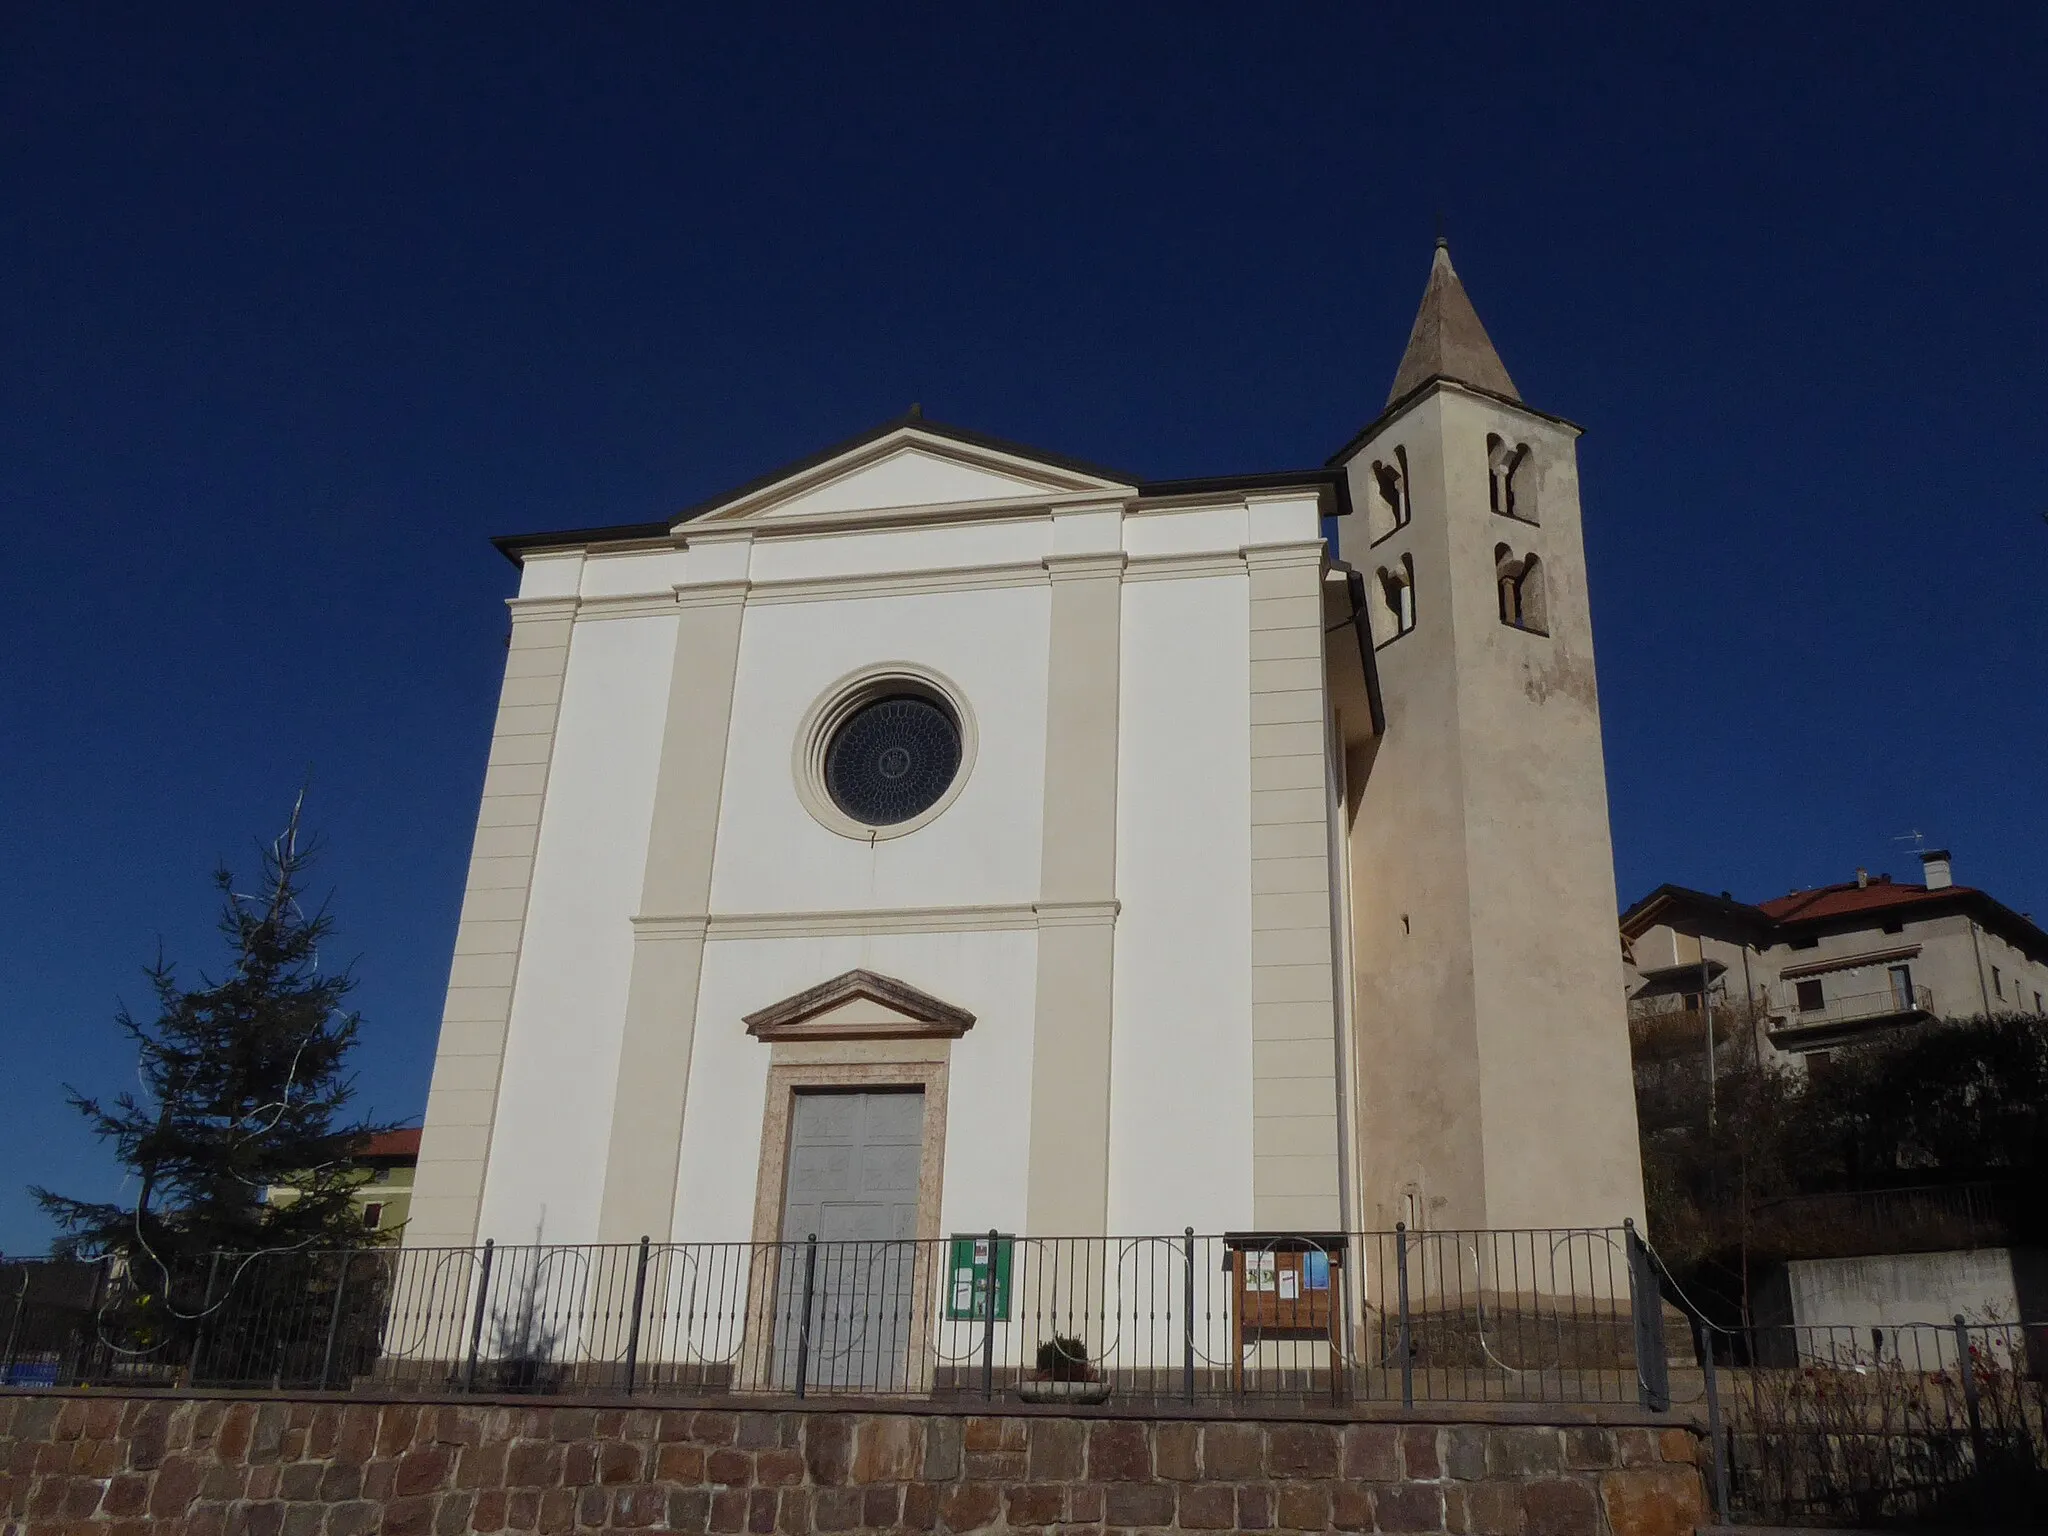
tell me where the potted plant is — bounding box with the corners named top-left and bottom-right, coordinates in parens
top-left (1016, 1334), bottom-right (1111, 1404)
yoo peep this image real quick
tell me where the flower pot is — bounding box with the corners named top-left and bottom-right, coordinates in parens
top-left (1015, 1377), bottom-right (1112, 1405)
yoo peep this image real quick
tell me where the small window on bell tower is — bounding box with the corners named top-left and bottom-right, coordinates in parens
top-left (1376, 554), bottom-right (1416, 644)
top-left (1369, 445), bottom-right (1410, 543)
top-left (1495, 544), bottom-right (1548, 635)
top-left (1487, 434), bottom-right (1537, 523)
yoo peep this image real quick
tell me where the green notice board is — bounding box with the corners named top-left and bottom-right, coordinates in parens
top-left (945, 1233), bottom-right (1013, 1321)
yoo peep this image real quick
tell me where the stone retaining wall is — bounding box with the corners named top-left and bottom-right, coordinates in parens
top-left (1, 1392), bottom-right (1705, 1536)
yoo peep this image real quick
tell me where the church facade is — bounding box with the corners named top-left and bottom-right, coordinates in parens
top-left (406, 244), bottom-right (1646, 1257)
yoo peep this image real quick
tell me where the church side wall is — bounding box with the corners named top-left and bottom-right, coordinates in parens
top-left (477, 610), bottom-right (680, 1246)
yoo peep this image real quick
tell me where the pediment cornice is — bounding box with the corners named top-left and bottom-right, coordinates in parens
top-left (741, 968), bottom-right (976, 1043)
top-left (688, 426), bottom-right (1136, 529)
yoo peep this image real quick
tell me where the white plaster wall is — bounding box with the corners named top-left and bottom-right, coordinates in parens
top-left (747, 518), bottom-right (1051, 583)
top-left (477, 614), bottom-right (678, 1245)
top-left (1787, 1249), bottom-right (2028, 1368)
top-left (708, 586), bottom-right (1051, 914)
top-left (577, 548), bottom-right (690, 597)
top-left (517, 550), bottom-right (584, 600)
top-left (1789, 1249), bottom-right (2022, 1326)
top-left (1107, 571), bottom-right (1256, 1235)
top-left (1122, 506), bottom-right (1248, 558)
top-left (672, 930), bottom-right (1041, 1243)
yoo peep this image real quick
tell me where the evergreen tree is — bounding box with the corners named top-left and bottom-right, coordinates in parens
top-left (33, 806), bottom-right (399, 1274)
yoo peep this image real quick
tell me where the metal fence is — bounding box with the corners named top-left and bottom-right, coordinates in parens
top-left (1691, 1318), bottom-right (2048, 1527)
top-left (3, 1224), bottom-right (1662, 1409)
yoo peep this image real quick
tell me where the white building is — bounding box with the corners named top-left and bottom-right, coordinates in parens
top-left (407, 242), bottom-right (1647, 1258)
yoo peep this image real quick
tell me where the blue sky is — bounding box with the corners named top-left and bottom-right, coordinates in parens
top-left (3, 6), bottom-right (2044, 1255)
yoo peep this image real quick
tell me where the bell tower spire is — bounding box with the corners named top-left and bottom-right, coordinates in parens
top-left (1385, 239), bottom-right (1520, 405)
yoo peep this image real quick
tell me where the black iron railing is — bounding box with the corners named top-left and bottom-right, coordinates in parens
top-left (2, 1223), bottom-right (1668, 1409)
top-left (1692, 1316), bottom-right (2048, 1527)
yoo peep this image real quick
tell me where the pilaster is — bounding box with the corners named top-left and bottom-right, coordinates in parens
top-left (407, 594), bottom-right (578, 1249)
top-left (594, 578), bottom-right (750, 1244)
top-left (1244, 542), bottom-right (1343, 1230)
top-left (1023, 550), bottom-right (1125, 1237)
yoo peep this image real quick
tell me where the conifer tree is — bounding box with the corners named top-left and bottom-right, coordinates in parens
top-left (33, 805), bottom-right (398, 1274)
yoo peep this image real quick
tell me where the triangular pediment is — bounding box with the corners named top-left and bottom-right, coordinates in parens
top-left (742, 969), bottom-right (976, 1042)
top-left (684, 418), bottom-right (1136, 529)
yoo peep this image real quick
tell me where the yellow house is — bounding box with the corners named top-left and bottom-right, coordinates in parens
top-left (261, 1127), bottom-right (420, 1238)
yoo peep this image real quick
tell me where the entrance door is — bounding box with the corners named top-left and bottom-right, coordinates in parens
top-left (773, 1089), bottom-right (923, 1391)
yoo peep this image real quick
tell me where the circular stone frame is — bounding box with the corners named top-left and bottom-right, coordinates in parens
top-left (793, 663), bottom-right (978, 841)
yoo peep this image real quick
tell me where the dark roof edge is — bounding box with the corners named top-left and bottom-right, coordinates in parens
top-left (492, 520), bottom-right (671, 564)
top-left (1135, 466), bottom-right (1351, 507)
top-left (1619, 883), bottom-right (1770, 940)
top-left (492, 460), bottom-right (1350, 567)
top-left (1965, 891), bottom-right (2048, 966)
top-left (1326, 376), bottom-right (1584, 468)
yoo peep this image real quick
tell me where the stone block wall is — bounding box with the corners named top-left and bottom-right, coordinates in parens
top-left (1, 1392), bottom-right (1705, 1536)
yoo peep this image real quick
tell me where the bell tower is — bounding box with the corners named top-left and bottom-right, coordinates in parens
top-left (1331, 242), bottom-right (1645, 1231)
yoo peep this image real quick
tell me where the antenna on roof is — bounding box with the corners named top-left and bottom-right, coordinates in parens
top-left (1890, 830), bottom-right (1925, 850)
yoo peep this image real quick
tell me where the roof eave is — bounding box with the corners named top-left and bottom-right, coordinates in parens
top-left (1327, 376), bottom-right (1584, 469)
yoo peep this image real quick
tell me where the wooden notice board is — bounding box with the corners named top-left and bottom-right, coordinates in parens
top-left (1223, 1234), bottom-right (1348, 1401)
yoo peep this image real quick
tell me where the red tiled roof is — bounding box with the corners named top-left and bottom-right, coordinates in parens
top-left (356, 1128), bottom-right (422, 1161)
top-left (1757, 881), bottom-right (1979, 924)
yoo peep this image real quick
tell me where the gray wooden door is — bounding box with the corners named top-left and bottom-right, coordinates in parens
top-left (772, 1090), bottom-right (923, 1391)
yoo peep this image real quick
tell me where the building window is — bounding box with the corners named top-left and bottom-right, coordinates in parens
top-left (1369, 445), bottom-right (1410, 543)
top-left (1487, 434), bottom-right (1536, 522)
top-left (826, 695), bottom-right (963, 826)
top-left (1992, 966), bottom-right (2002, 998)
top-left (1494, 545), bottom-right (1548, 634)
top-left (1887, 964), bottom-right (1914, 1011)
top-left (794, 665), bottom-right (979, 841)
top-left (2035, 991), bottom-right (2043, 1012)
top-left (362, 1203), bottom-right (385, 1229)
top-left (1881, 920), bottom-right (1904, 935)
top-left (1789, 934), bottom-right (1819, 950)
top-left (1376, 555), bottom-right (1416, 643)
top-left (1795, 978), bottom-right (1826, 1013)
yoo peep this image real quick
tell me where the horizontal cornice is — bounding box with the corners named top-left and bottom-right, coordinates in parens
top-left (1779, 944), bottom-right (1923, 980)
top-left (745, 560), bottom-right (1050, 605)
top-left (632, 902), bottom-right (1121, 940)
top-left (536, 539), bottom-right (1328, 617)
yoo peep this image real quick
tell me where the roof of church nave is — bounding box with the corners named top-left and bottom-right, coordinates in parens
top-left (492, 409), bottom-right (1351, 563)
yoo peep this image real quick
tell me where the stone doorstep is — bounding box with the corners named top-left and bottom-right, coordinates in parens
top-left (0, 1384), bottom-right (1698, 1432)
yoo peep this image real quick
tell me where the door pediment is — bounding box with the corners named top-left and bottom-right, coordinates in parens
top-left (743, 969), bottom-right (975, 1042)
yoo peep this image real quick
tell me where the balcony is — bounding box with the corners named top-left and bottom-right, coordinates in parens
top-left (1766, 981), bottom-right (1933, 1049)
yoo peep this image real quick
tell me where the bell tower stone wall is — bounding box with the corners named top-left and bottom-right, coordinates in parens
top-left (1332, 244), bottom-right (1646, 1232)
